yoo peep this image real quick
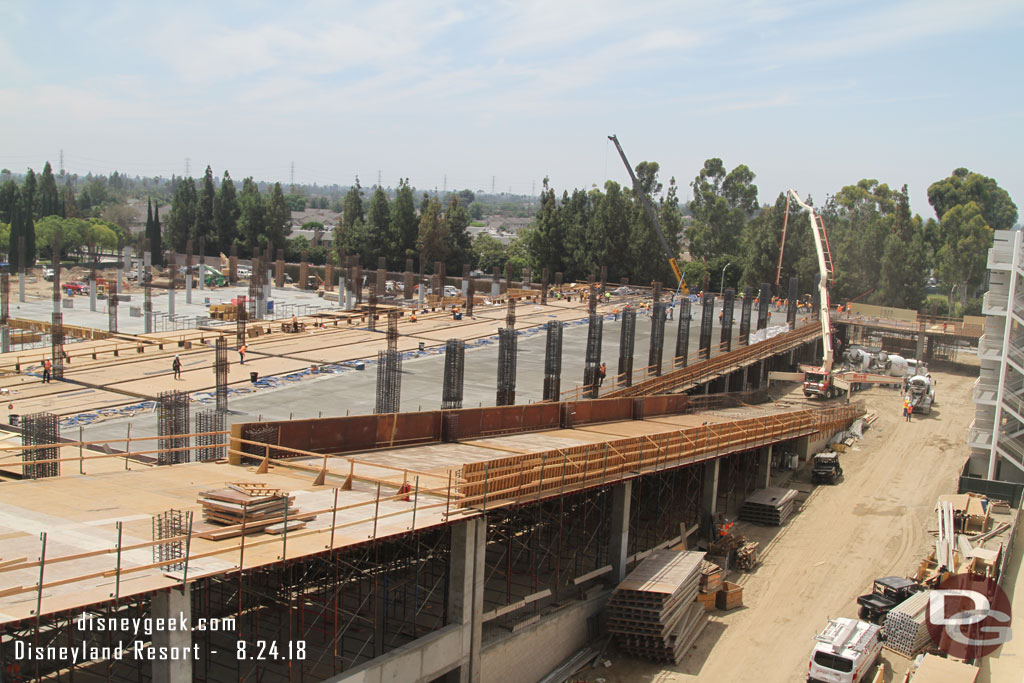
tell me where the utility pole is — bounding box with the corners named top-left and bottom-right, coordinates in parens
top-left (443, 174), bottom-right (447, 193)
top-left (491, 176), bottom-right (495, 194)
top-left (59, 149), bottom-right (64, 175)
top-left (290, 161), bottom-right (295, 191)
top-left (185, 158), bottom-right (191, 177)
top-left (378, 169), bottom-right (382, 187)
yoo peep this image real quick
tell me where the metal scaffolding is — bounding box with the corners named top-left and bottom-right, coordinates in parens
top-left (157, 390), bottom-right (191, 465)
top-left (618, 306), bottom-right (636, 386)
top-left (442, 339), bottom-right (466, 410)
top-left (21, 412), bottom-right (59, 479)
top-left (215, 336), bottom-right (229, 412)
top-left (152, 508), bottom-right (188, 571)
top-left (675, 299), bottom-right (691, 368)
top-left (720, 288), bottom-right (735, 352)
top-left (543, 321), bottom-right (563, 401)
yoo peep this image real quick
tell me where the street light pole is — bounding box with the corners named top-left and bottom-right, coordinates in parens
top-left (720, 262), bottom-right (731, 294)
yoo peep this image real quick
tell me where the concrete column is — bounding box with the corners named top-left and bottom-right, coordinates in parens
top-left (916, 331), bottom-right (926, 361)
top-left (168, 286), bottom-right (175, 317)
top-left (1, 326), bottom-right (9, 353)
top-left (490, 268), bottom-right (500, 298)
top-left (151, 586), bottom-right (193, 683)
top-left (447, 517), bottom-right (485, 683)
top-left (185, 272), bottom-right (192, 304)
top-left (758, 445), bottom-right (772, 488)
top-left (701, 459), bottom-right (720, 537)
top-left (609, 481), bottom-right (632, 584)
top-left (18, 272), bottom-right (25, 303)
top-left (339, 274), bottom-right (347, 308)
top-left (89, 279), bottom-right (97, 312)
top-left (418, 279), bottom-right (425, 307)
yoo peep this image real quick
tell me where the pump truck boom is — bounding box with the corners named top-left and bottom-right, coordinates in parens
top-left (607, 135), bottom-right (685, 292)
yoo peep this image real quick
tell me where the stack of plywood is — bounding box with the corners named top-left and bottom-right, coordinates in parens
top-left (739, 487), bottom-right (798, 526)
top-left (884, 591), bottom-right (933, 657)
top-left (606, 550), bottom-right (707, 664)
top-left (197, 483), bottom-right (312, 539)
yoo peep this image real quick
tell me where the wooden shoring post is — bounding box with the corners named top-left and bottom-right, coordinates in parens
top-left (182, 511), bottom-right (194, 587)
top-left (280, 502), bottom-right (289, 565)
top-left (328, 487), bottom-right (338, 550)
top-left (313, 452), bottom-right (328, 486)
top-left (537, 452), bottom-right (547, 502)
top-left (410, 476), bottom-right (420, 531)
top-left (342, 461), bottom-right (354, 490)
top-left (601, 445), bottom-right (609, 486)
top-left (371, 482), bottom-right (381, 539)
top-left (445, 470), bottom-right (452, 517)
top-left (257, 442), bottom-right (271, 474)
top-left (35, 531), bottom-right (46, 619)
top-left (482, 463), bottom-right (489, 512)
top-left (113, 522), bottom-right (123, 601)
top-left (125, 423), bottom-right (131, 470)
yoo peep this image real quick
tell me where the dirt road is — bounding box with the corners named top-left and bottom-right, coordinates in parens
top-left (584, 366), bottom-right (976, 682)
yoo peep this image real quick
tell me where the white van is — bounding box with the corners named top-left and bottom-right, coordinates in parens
top-left (808, 618), bottom-right (882, 682)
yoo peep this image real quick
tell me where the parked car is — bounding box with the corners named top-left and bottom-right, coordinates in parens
top-left (64, 281), bottom-right (87, 295)
top-left (42, 266), bottom-right (55, 281)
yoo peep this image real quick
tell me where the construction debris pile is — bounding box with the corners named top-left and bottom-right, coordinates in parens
top-left (606, 550), bottom-right (708, 665)
top-left (197, 483), bottom-right (313, 540)
top-left (916, 493), bottom-right (1013, 585)
top-left (739, 487), bottom-right (798, 526)
top-left (883, 590), bottom-right (933, 657)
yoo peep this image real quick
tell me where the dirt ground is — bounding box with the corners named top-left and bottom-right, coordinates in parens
top-left (579, 364), bottom-right (978, 683)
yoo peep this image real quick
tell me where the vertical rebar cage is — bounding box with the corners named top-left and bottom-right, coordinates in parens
top-left (152, 508), bottom-right (185, 571)
top-left (739, 287), bottom-right (754, 345)
top-left (619, 307), bottom-right (636, 385)
top-left (543, 321), bottom-right (563, 401)
top-left (787, 276), bottom-right (799, 329)
top-left (496, 327), bottom-right (518, 406)
top-left (215, 336), bottom-right (229, 412)
top-left (157, 390), bottom-right (191, 465)
top-left (22, 412), bottom-right (59, 479)
top-left (698, 293), bottom-right (714, 360)
top-left (675, 299), bottom-right (691, 367)
top-left (195, 409), bottom-right (226, 461)
top-left (720, 288), bottom-right (735, 352)
top-left (648, 301), bottom-right (666, 375)
top-left (442, 339), bottom-right (466, 410)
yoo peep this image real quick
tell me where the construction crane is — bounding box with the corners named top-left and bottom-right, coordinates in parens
top-left (607, 135), bottom-right (686, 292)
top-left (784, 189), bottom-right (839, 398)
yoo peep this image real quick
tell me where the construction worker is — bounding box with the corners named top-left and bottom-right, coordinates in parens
top-left (42, 358), bottom-right (51, 383)
top-left (598, 362), bottom-right (607, 387)
top-left (903, 396), bottom-right (909, 420)
top-left (906, 402), bottom-right (914, 422)
top-left (410, 312), bottom-right (417, 322)
top-left (239, 343), bottom-right (247, 365)
top-left (613, 307), bottom-right (619, 321)
top-left (172, 355), bottom-right (182, 380)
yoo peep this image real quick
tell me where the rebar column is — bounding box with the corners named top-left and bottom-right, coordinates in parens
top-left (504, 262), bottom-right (512, 294)
top-left (367, 286), bottom-right (377, 331)
top-left (496, 327), bottom-right (517, 405)
top-left (461, 264), bottom-right (470, 299)
top-left (143, 240), bottom-right (153, 334)
top-left (720, 288), bottom-right (735, 352)
top-left (88, 244), bottom-right (98, 312)
top-left (18, 236), bottom-right (25, 303)
top-left (377, 256), bottom-right (387, 295)
top-left (107, 278), bottom-right (118, 334)
top-left (506, 297), bottom-right (516, 330)
top-left (675, 299), bottom-right (691, 368)
top-left (541, 267), bottom-right (549, 305)
top-left (787, 276), bottom-right (799, 329)
top-left (185, 240), bottom-right (193, 304)
top-left (354, 261), bottom-right (364, 306)
top-left (417, 256), bottom-right (425, 306)
top-left (491, 266), bottom-right (501, 298)
top-left (325, 261), bottom-right (334, 292)
top-left (374, 312), bottom-right (402, 413)
top-left (698, 292), bottom-right (714, 360)
top-left (215, 337), bottom-right (228, 412)
top-left (433, 261), bottom-right (443, 300)
top-left (600, 265), bottom-right (607, 294)
top-left (442, 339), bottom-right (466, 410)
top-left (542, 321), bottom-right (563, 401)
top-left (157, 390), bottom-right (190, 465)
top-left (236, 295), bottom-right (246, 345)
top-left (758, 282), bottom-right (771, 330)
top-left (195, 410), bottom-right (226, 461)
top-left (648, 301), bottom-right (666, 376)
top-left (22, 412), bottom-right (59, 479)
top-left (299, 252), bottom-right (309, 290)
top-left (229, 244), bottom-right (238, 284)
top-left (247, 255), bottom-right (260, 320)
top-left (466, 277), bottom-right (475, 316)
top-left (167, 250), bottom-right (176, 318)
top-left (51, 240), bottom-right (64, 380)
top-left (405, 259), bottom-right (414, 300)
top-left (0, 269), bottom-right (9, 353)
top-left (741, 286), bottom-right (757, 344)
top-left (583, 287), bottom-right (603, 396)
top-left (555, 271), bottom-right (563, 294)
top-left (618, 306), bottom-right (636, 386)
top-left (275, 248), bottom-right (285, 288)
top-left (198, 236), bottom-right (206, 291)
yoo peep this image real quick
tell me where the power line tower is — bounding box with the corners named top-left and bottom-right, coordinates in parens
top-left (290, 161), bottom-right (295, 191)
top-left (185, 158), bottom-right (191, 176)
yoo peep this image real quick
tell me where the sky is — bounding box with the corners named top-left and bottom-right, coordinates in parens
top-left (1, 0), bottom-right (1022, 219)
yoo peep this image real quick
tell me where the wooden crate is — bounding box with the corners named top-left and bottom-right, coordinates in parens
top-left (716, 582), bottom-right (743, 610)
top-left (696, 592), bottom-right (717, 612)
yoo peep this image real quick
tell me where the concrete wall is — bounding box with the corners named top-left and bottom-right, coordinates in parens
top-left (479, 591), bottom-right (610, 683)
top-left (325, 626), bottom-right (464, 683)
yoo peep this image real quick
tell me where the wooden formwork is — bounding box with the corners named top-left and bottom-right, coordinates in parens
top-left (457, 402), bottom-right (864, 509)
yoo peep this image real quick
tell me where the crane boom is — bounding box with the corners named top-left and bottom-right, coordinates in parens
top-left (786, 189), bottom-right (833, 372)
top-left (607, 135), bottom-right (684, 290)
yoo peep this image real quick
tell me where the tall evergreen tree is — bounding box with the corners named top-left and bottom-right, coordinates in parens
top-left (213, 171), bottom-right (239, 254)
top-left (417, 195), bottom-right (447, 268)
top-left (0, 180), bottom-right (16, 224)
top-left (152, 201), bottom-right (163, 265)
top-left (61, 176), bottom-right (79, 218)
top-left (366, 186), bottom-right (390, 263)
top-left (22, 168), bottom-right (37, 220)
top-left (195, 166), bottom-right (216, 245)
top-left (38, 162), bottom-right (61, 218)
top-left (166, 178), bottom-right (197, 252)
top-left (388, 179), bottom-right (417, 263)
top-left (341, 179), bottom-right (364, 232)
top-left (23, 192), bottom-right (36, 267)
top-left (265, 182), bottom-right (292, 254)
top-left (443, 195), bottom-right (472, 273)
top-left (237, 178), bottom-right (265, 255)
top-left (7, 187), bottom-right (23, 270)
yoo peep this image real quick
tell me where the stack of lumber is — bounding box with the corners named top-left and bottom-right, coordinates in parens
top-left (606, 550), bottom-right (707, 665)
top-left (197, 483), bottom-right (314, 539)
top-left (736, 541), bottom-right (760, 570)
top-left (883, 591), bottom-right (933, 657)
top-left (739, 487), bottom-right (798, 526)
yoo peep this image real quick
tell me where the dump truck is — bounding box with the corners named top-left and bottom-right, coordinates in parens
top-left (856, 576), bottom-right (921, 624)
top-left (808, 618), bottom-right (883, 683)
top-left (812, 452), bottom-right (843, 484)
